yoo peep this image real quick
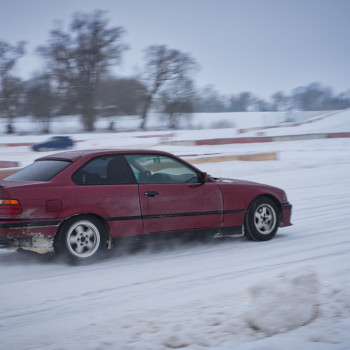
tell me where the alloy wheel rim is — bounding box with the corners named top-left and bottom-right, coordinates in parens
top-left (254, 204), bottom-right (277, 235)
top-left (66, 221), bottom-right (100, 258)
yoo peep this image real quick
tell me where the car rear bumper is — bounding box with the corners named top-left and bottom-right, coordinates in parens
top-left (0, 220), bottom-right (59, 252)
top-left (0, 236), bottom-right (54, 253)
top-left (0, 236), bottom-right (31, 249)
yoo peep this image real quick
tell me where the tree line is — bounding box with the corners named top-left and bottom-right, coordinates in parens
top-left (1, 10), bottom-right (349, 133)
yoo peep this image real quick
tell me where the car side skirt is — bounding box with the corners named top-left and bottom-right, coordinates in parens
top-left (111, 225), bottom-right (243, 246)
top-left (0, 225), bottom-right (243, 252)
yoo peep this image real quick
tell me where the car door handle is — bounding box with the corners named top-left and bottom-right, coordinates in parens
top-left (144, 191), bottom-right (159, 197)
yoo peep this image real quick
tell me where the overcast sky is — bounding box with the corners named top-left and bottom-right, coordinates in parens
top-left (0, 0), bottom-right (349, 99)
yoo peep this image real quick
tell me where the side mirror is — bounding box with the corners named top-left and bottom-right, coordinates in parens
top-left (199, 172), bottom-right (208, 184)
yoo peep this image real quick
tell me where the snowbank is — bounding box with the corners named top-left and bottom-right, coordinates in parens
top-left (246, 269), bottom-right (319, 335)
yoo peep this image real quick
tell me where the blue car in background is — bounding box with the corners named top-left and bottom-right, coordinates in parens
top-left (32, 136), bottom-right (75, 152)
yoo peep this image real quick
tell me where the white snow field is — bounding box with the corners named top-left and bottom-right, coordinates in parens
top-left (1, 110), bottom-right (350, 349)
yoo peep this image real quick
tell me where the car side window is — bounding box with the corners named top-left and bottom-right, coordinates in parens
top-left (124, 154), bottom-right (199, 184)
top-left (72, 155), bottom-right (136, 185)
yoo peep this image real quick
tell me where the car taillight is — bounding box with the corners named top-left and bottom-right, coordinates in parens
top-left (0, 199), bottom-right (22, 214)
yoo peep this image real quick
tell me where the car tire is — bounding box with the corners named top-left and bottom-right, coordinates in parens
top-left (54, 215), bottom-right (108, 263)
top-left (244, 196), bottom-right (280, 241)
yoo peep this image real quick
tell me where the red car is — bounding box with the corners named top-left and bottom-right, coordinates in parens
top-left (0, 150), bottom-right (292, 262)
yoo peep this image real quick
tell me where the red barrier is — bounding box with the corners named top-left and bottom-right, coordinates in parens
top-left (194, 132), bottom-right (350, 146)
top-left (0, 161), bottom-right (19, 168)
top-left (196, 136), bottom-right (273, 145)
top-left (327, 132), bottom-right (350, 138)
top-left (6, 143), bottom-right (33, 147)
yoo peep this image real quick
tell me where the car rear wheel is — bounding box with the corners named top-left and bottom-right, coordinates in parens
top-left (54, 215), bottom-right (108, 263)
top-left (244, 196), bottom-right (280, 241)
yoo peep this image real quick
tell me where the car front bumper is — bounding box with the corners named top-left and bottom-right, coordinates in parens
top-left (280, 203), bottom-right (293, 227)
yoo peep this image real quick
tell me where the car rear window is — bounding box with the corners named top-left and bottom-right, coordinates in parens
top-left (5, 160), bottom-right (71, 182)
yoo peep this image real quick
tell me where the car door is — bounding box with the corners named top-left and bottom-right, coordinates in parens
top-left (56, 137), bottom-right (70, 149)
top-left (71, 155), bottom-right (144, 238)
top-left (50, 137), bottom-right (63, 149)
top-left (125, 154), bottom-right (223, 234)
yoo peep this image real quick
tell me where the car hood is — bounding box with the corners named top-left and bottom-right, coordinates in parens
top-left (213, 177), bottom-right (262, 186)
top-left (213, 177), bottom-right (285, 200)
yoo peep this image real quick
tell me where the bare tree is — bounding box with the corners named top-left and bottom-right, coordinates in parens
top-left (159, 77), bottom-right (195, 129)
top-left (38, 10), bottom-right (127, 131)
top-left (25, 73), bottom-right (55, 133)
top-left (291, 83), bottom-right (334, 111)
top-left (228, 92), bottom-right (255, 112)
top-left (1, 76), bottom-right (24, 133)
top-left (140, 45), bottom-right (198, 129)
top-left (194, 85), bottom-right (227, 112)
top-left (97, 76), bottom-right (147, 116)
top-left (0, 40), bottom-right (26, 133)
top-left (271, 91), bottom-right (289, 111)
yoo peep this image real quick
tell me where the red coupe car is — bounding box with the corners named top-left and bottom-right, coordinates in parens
top-left (0, 149), bottom-right (292, 262)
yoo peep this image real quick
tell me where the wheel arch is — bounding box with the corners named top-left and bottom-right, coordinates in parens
top-left (243, 194), bottom-right (281, 241)
top-left (244, 194), bottom-right (282, 223)
top-left (55, 213), bottom-right (111, 241)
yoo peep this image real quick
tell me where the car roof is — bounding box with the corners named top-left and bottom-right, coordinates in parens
top-left (36, 149), bottom-right (174, 162)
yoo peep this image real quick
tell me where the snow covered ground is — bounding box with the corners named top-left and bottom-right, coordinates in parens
top-left (1, 110), bottom-right (350, 349)
top-left (0, 110), bottom-right (329, 136)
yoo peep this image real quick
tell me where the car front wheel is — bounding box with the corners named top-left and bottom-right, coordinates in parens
top-left (54, 215), bottom-right (108, 263)
top-left (244, 196), bottom-right (280, 241)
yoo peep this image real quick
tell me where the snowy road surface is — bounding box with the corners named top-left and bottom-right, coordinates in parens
top-left (1, 112), bottom-right (350, 349)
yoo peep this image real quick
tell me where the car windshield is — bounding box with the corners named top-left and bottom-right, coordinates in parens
top-left (4, 160), bottom-right (71, 181)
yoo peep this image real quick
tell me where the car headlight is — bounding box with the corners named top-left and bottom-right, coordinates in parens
top-left (282, 192), bottom-right (288, 202)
